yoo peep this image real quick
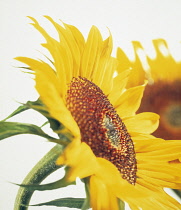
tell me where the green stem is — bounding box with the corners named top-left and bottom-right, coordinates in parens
top-left (81, 178), bottom-right (90, 210)
top-left (14, 144), bottom-right (63, 210)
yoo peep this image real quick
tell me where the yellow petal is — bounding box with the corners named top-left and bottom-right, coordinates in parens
top-left (124, 112), bottom-right (159, 134)
top-left (15, 57), bottom-right (60, 92)
top-left (90, 175), bottom-right (119, 210)
top-left (36, 70), bottom-right (80, 137)
top-left (128, 182), bottom-right (181, 210)
top-left (45, 16), bottom-right (84, 78)
top-left (80, 26), bottom-right (103, 79)
top-left (99, 57), bottom-right (116, 95)
top-left (108, 69), bottom-right (131, 104)
top-left (92, 34), bottom-right (114, 92)
top-left (61, 142), bottom-right (98, 181)
top-left (56, 138), bottom-right (81, 165)
top-left (136, 146), bottom-right (181, 162)
top-left (116, 47), bottom-right (132, 73)
top-left (147, 39), bottom-right (181, 82)
top-left (115, 83), bottom-right (146, 117)
top-left (138, 173), bottom-right (181, 189)
top-left (137, 164), bottom-right (181, 181)
top-left (96, 158), bottom-right (150, 200)
top-left (28, 17), bottom-right (69, 97)
top-left (117, 42), bottom-right (146, 88)
top-left (15, 56), bottom-right (80, 137)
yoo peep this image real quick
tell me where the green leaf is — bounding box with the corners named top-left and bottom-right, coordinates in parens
top-left (0, 121), bottom-right (58, 141)
top-left (31, 197), bottom-right (85, 208)
top-left (17, 176), bottom-right (75, 191)
top-left (1, 104), bottom-right (29, 121)
top-left (14, 144), bottom-right (63, 210)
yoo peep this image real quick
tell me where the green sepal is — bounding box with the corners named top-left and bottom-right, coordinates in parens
top-left (1, 99), bottom-right (72, 143)
top-left (40, 121), bottom-right (49, 127)
top-left (25, 99), bottom-right (51, 118)
top-left (118, 199), bottom-right (125, 210)
top-left (25, 99), bottom-right (62, 131)
top-left (172, 189), bottom-right (181, 198)
top-left (26, 99), bottom-right (73, 140)
top-left (2, 98), bottom-right (62, 132)
top-left (30, 197), bottom-right (85, 209)
top-left (16, 176), bottom-right (75, 191)
top-left (17, 66), bottom-right (32, 71)
top-left (14, 144), bottom-right (63, 210)
top-left (0, 121), bottom-right (58, 141)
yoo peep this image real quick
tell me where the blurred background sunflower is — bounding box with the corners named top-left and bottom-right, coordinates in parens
top-left (137, 39), bottom-right (181, 140)
top-left (117, 39), bottom-right (181, 140)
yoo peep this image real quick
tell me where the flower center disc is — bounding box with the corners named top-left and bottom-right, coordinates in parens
top-left (67, 77), bottom-right (137, 184)
top-left (162, 104), bottom-right (181, 130)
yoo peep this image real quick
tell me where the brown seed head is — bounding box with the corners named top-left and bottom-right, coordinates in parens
top-left (66, 77), bottom-right (137, 184)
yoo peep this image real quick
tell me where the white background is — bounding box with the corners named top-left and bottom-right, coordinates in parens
top-left (1, 0), bottom-right (181, 209)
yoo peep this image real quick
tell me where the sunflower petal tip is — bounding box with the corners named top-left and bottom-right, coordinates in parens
top-left (105, 27), bottom-right (112, 37)
top-left (43, 15), bottom-right (49, 18)
top-left (90, 25), bottom-right (101, 34)
top-left (44, 15), bottom-right (53, 22)
top-left (14, 56), bottom-right (24, 62)
top-left (26, 15), bottom-right (32, 19)
top-left (62, 21), bottom-right (70, 29)
top-left (132, 40), bottom-right (143, 50)
top-left (27, 16), bottom-right (37, 24)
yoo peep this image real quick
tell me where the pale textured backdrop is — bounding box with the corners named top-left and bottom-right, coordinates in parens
top-left (1, 0), bottom-right (181, 209)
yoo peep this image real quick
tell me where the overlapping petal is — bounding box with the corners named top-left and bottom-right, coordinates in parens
top-left (90, 175), bottom-right (119, 210)
top-left (115, 83), bottom-right (147, 117)
top-left (123, 112), bottom-right (159, 134)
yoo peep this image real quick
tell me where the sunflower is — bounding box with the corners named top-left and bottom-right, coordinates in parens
top-left (16, 17), bottom-right (181, 210)
top-left (117, 39), bottom-right (181, 140)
